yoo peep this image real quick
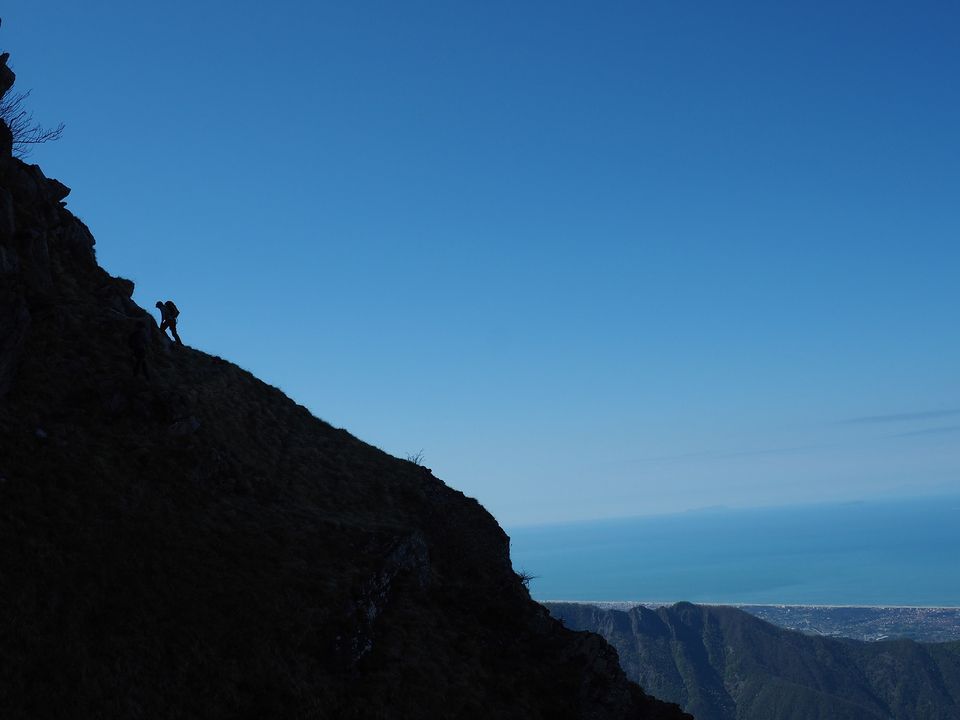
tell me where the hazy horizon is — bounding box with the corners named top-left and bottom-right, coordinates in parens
top-left (505, 489), bottom-right (960, 529)
top-left (510, 494), bottom-right (960, 605)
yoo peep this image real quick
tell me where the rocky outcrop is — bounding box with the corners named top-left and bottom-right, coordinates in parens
top-left (0, 133), bottom-right (100, 398)
top-left (0, 52), bottom-right (14, 98)
top-left (338, 532), bottom-right (432, 664)
top-left (0, 52), bottom-right (690, 720)
top-left (0, 52), bottom-right (14, 160)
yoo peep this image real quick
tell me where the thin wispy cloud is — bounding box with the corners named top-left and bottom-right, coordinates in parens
top-left (841, 409), bottom-right (960, 425)
top-left (635, 444), bottom-right (822, 465)
top-left (890, 425), bottom-right (960, 439)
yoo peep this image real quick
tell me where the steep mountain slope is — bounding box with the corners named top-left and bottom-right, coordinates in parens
top-left (0, 55), bottom-right (690, 719)
top-left (547, 602), bottom-right (960, 720)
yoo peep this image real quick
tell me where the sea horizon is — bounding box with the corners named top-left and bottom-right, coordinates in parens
top-left (509, 494), bottom-right (960, 607)
top-left (544, 600), bottom-right (960, 610)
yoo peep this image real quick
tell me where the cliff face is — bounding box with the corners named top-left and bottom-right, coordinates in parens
top-left (0, 55), bottom-right (690, 719)
top-left (548, 602), bottom-right (960, 720)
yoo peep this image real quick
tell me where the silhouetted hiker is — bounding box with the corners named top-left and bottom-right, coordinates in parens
top-left (128, 321), bottom-right (150, 378)
top-left (156, 300), bottom-right (183, 345)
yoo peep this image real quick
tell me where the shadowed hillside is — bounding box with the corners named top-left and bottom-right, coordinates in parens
top-left (0, 50), bottom-right (690, 719)
top-left (548, 602), bottom-right (960, 720)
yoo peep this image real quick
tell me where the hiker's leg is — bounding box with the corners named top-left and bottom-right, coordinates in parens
top-left (160, 320), bottom-right (170, 338)
top-left (170, 322), bottom-right (183, 345)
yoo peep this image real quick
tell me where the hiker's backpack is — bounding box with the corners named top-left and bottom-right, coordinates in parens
top-left (165, 300), bottom-right (180, 319)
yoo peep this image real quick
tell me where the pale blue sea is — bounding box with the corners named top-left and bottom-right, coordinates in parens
top-left (508, 496), bottom-right (960, 606)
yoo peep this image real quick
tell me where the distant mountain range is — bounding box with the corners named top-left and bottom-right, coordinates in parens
top-left (546, 602), bottom-right (960, 720)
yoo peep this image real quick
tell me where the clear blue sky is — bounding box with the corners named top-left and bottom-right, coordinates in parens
top-left (4, 1), bottom-right (958, 525)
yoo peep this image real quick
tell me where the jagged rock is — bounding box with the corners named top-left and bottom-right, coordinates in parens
top-left (0, 52), bottom-right (13, 162)
top-left (0, 120), bottom-right (11, 160)
top-left (96, 275), bottom-right (135, 299)
top-left (0, 52), bottom-right (14, 98)
top-left (4, 162), bottom-right (47, 206)
top-left (340, 532), bottom-right (431, 663)
top-left (47, 177), bottom-right (70, 202)
top-left (57, 215), bottom-right (96, 263)
top-left (113, 276), bottom-right (134, 297)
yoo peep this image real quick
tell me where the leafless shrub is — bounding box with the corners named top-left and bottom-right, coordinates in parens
top-left (405, 449), bottom-right (425, 466)
top-left (0, 88), bottom-right (65, 158)
top-left (516, 569), bottom-right (538, 589)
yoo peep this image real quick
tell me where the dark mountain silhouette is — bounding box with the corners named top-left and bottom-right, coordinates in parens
top-left (547, 602), bottom-right (960, 720)
top-left (0, 52), bottom-right (690, 719)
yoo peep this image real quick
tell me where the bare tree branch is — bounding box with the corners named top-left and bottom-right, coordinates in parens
top-left (0, 88), bottom-right (65, 158)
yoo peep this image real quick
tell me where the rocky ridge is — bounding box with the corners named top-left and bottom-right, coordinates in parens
top-left (549, 601), bottom-right (960, 720)
top-left (0, 49), bottom-right (690, 720)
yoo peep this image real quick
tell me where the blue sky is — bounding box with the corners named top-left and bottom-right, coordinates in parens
top-left (4, 1), bottom-right (958, 525)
